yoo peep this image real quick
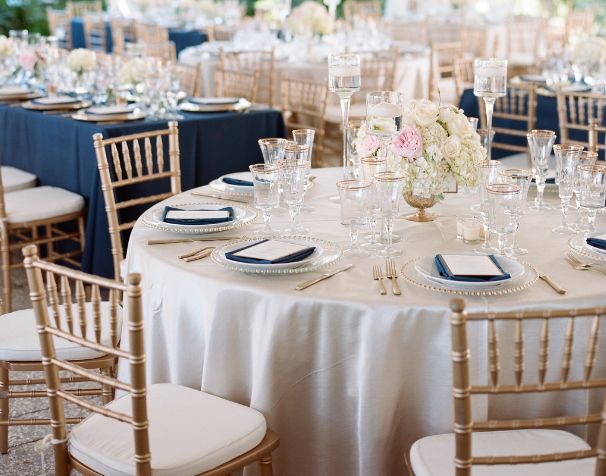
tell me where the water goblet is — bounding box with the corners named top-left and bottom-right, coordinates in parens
top-left (474, 58), bottom-right (507, 159)
top-left (474, 160), bottom-right (502, 252)
top-left (249, 164), bottom-right (280, 237)
top-left (500, 168), bottom-right (532, 255)
top-left (573, 151), bottom-right (598, 228)
top-left (487, 183), bottom-right (521, 256)
top-left (284, 144), bottom-right (311, 233)
top-left (282, 161), bottom-right (308, 235)
top-left (578, 164), bottom-right (606, 235)
top-left (328, 53), bottom-right (361, 179)
top-left (258, 138), bottom-right (288, 165)
top-left (337, 180), bottom-right (371, 256)
top-left (552, 143), bottom-right (583, 234)
top-left (527, 129), bottom-right (557, 210)
top-left (292, 129), bottom-right (315, 211)
top-left (374, 171), bottom-right (405, 257)
top-left (366, 91), bottom-right (404, 162)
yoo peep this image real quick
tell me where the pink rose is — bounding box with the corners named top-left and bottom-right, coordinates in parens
top-left (392, 125), bottom-right (423, 158)
top-left (19, 50), bottom-right (36, 71)
top-left (360, 134), bottom-right (381, 156)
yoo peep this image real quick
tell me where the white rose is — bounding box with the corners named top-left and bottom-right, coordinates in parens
top-left (118, 58), bottom-right (146, 85)
top-left (67, 48), bottom-right (96, 73)
top-left (368, 116), bottom-right (397, 134)
top-left (414, 99), bottom-right (439, 127)
top-left (447, 112), bottom-right (472, 137)
top-left (442, 135), bottom-right (461, 160)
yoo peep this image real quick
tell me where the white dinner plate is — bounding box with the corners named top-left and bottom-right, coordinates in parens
top-left (179, 98), bottom-right (251, 113)
top-left (414, 254), bottom-right (525, 289)
top-left (210, 174), bottom-right (255, 195)
top-left (85, 105), bottom-right (135, 115)
top-left (142, 202), bottom-right (257, 234)
top-left (215, 238), bottom-right (322, 271)
top-left (189, 97), bottom-right (240, 105)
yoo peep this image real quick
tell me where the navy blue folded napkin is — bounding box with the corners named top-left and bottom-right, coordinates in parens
top-left (435, 254), bottom-right (511, 282)
top-left (225, 239), bottom-right (316, 264)
top-left (586, 236), bottom-right (606, 250)
top-left (162, 206), bottom-right (234, 225)
top-left (222, 176), bottom-right (254, 187)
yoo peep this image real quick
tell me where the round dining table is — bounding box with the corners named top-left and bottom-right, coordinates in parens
top-left (124, 165), bottom-right (606, 475)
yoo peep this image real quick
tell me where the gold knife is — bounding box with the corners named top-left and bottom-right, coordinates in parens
top-left (295, 264), bottom-right (354, 291)
top-left (538, 272), bottom-right (566, 295)
top-left (190, 190), bottom-right (250, 203)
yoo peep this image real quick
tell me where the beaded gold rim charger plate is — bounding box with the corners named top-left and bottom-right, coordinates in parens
top-left (401, 257), bottom-right (538, 296)
top-left (179, 98), bottom-right (251, 113)
top-left (568, 235), bottom-right (606, 262)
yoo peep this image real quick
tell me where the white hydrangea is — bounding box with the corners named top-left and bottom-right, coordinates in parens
top-left (0, 35), bottom-right (13, 58)
top-left (66, 48), bottom-right (96, 74)
top-left (117, 58), bottom-right (147, 86)
top-left (287, 1), bottom-right (334, 36)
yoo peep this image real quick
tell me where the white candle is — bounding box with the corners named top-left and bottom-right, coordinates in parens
top-left (369, 103), bottom-right (401, 118)
top-left (329, 65), bottom-right (360, 76)
top-left (463, 219), bottom-right (482, 242)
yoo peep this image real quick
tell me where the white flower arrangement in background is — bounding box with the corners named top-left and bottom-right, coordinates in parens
top-left (392, 99), bottom-right (485, 199)
top-left (287, 1), bottom-right (334, 36)
top-left (0, 35), bottom-right (13, 58)
top-left (571, 36), bottom-right (606, 66)
top-left (66, 48), bottom-right (96, 76)
top-left (117, 58), bottom-right (147, 86)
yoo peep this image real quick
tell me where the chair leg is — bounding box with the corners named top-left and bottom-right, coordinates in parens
top-left (258, 455), bottom-right (274, 476)
top-left (1, 228), bottom-right (11, 313)
top-left (46, 224), bottom-right (55, 260)
top-left (0, 366), bottom-right (9, 454)
top-left (77, 215), bottom-right (86, 253)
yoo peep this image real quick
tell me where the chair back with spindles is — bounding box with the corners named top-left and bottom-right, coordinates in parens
top-left (280, 73), bottom-right (328, 167)
top-left (449, 298), bottom-right (606, 475)
top-left (172, 62), bottom-right (201, 97)
top-left (82, 14), bottom-right (107, 52)
top-left (385, 19), bottom-right (428, 45)
top-left (343, 0), bottom-right (381, 25)
top-left (214, 67), bottom-right (259, 102)
top-left (478, 83), bottom-right (537, 155)
top-left (219, 49), bottom-right (275, 107)
top-left (453, 56), bottom-right (474, 100)
top-left (352, 49), bottom-right (398, 109)
top-left (111, 18), bottom-right (137, 55)
top-left (207, 24), bottom-right (236, 42)
top-left (67, 0), bottom-right (102, 17)
top-left (460, 26), bottom-right (486, 57)
top-left (22, 244), bottom-right (149, 476)
top-left (429, 41), bottom-right (463, 101)
top-left (506, 15), bottom-right (544, 67)
top-left (566, 10), bottom-right (595, 42)
top-left (93, 122), bottom-right (181, 280)
top-left (134, 22), bottom-right (169, 44)
top-left (46, 8), bottom-right (72, 49)
top-left (557, 91), bottom-right (606, 156)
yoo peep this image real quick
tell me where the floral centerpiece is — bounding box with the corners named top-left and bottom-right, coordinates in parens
top-left (391, 99), bottom-right (485, 221)
top-left (286, 1), bottom-right (334, 37)
top-left (67, 48), bottom-right (96, 78)
top-left (117, 58), bottom-right (147, 92)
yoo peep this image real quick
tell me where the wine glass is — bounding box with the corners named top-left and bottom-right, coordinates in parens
top-left (360, 157), bottom-right (386, 252)
top-left (366, 91), bottom-right (404, 163)
top-left (282, 160), bottom-right (308, 235)
top-left (292, 129), bottom-right (315, 211)
top-left (474, 160), bottom-right (502, 253)
top-left (284, 143), bottom-right (311, 233)
top-left (258, 138), bottom-right (288, 165)
top-left (328, 53), bottom-right (361, 179)
top-left (487, 183), bottom-right (521, 256)
top-left (474, 58), bottom-right (507, 160)
top-left (573, 151), bottom-right (598, 229)
top-left (249, 164), bottom-right (280, 237)
top-left (578, 164), bottom-right (606, 235)
top-left (552, 144), bottom-right (583, 234)
top-left (337, 180), bottom-right (371, 256)
top-left (527, 130), bottom-right (556, 210)
top-left (500, 168), bottom-right (532, 255)
top-left (374, 171), bottom-right (405, 257)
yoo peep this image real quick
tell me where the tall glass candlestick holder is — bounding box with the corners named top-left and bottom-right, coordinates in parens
top-left (474, 58), bottom-right (507, 160)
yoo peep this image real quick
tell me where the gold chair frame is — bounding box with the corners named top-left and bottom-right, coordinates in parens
top-left (46, 8), bottom-right (72, 49)
top-left (429, 41), bottom-right (463, 102)
top-left (557, 91), bottom-right (606, 154)
top-left (93, 122), bottom-right (181, 281)
top-left (22, 244), bottom-right (279, 475)
top-left (506, 15), bottom-right (544, 75)
top-left (110, 18), bottom-right (137, 56)
top-left (82, 14), bottom-right (107, 52)
top-left (134, 22), bottom-right (169, 44)
top-left (447, 298), bottom-right (606, 475)
top-left (453, 56), bottom-right (474, 100)
top-left (343, 0), bottom-right (382, 25)
top-left (173, 62), bottom-right (201, 97)
top-left (66, 0), bottom-right (102, 17)
top-left (280, 73), bottom-right (329, 167)
top-left (207, 24), bottom-right (235, 42)
top-left (214, 67), bottom-right (259, 103)
top-left (219, 49), bottom-right (275, 107)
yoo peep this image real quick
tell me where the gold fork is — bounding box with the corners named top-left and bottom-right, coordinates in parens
top-left (373, 265), bottom-right (387, 295)
top-left (179, 246), bottom-right (215, 262)
top-left (566, 253), bottom-right (606, 274)
top-left (385, 259), bottom-right (402, 295)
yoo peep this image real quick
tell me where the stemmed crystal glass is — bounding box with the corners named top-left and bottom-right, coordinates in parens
top-left (249, 164), bottom-right (280, 237)
top-left (366, 91), bottom-right (404, 163)
top-left (258, 138), bottom-right (288, 165)
top-left (337, 180), bottom-right (371, 255)
top-left (552, 144), bottom-right (583, 234)
top-left (292, 129), bottom-right (315, 211)
top-left (527, 130), bottom-right (556, 210)
top-left (578, 164), bottom-right (606, 235)
top-left (473, 58), bottom-right (507, 160)
top-left (500, 168), bottom-right (532, 255)
top-left (374, 171), bottom-right (405, 257)
top-left (475, 160), bottom-right (502, 253)
top-left (487, 184), bottom-right (521, 256)
top-left (573, 151), bottom-right (598, 230)
top-left (328, 54), bottom-right (361, 178)
top-left (284, 143), bottom-right (311, 233)
top-left (282, 160), bottom-right (308, 235)
top-left (360, 157), bottom-right (386, 252)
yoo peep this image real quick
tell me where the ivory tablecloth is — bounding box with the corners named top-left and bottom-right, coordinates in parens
top-left (124, 166), bottom-right (606, 475)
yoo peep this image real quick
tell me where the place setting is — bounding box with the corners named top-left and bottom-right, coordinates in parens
top-left (178, 96), bottom-right (252, 113)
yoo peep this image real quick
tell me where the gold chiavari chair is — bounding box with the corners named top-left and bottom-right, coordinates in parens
top-left (478, 83), bottom-right (537, 156)
top-left (0, 249), bottom-right (120, 454)
top-left (207, 24), bottom-right (236, 42)
top-left (93, 122), bottom-right (181, 281)
top-left (219, 49), bottom-right (275, 107)
top-left (428, 21), bottom-right (461, 45)
top-left (134, 22), bottom-right (169, 45)
top-left (23, 244), bottom-right (280, 476)
top-left (566, 9), bottom-right (596, 42)
top-left (0, 173), bottom-right (85, 312)
top-left (506, 15), bottom-right (544, 76)
top-left (172, 62), bottom-right (201, 96)
top-left (557, 91), bottom-right (606, 155)
top-left (429, 41), bottom-right (463, 103)
top-left (385, 19), bottom-right (428, 45)
top-left (66, 0), bottom-right (102, 17)
top-left (110, 18), bottom-right (136, 56)
top-left (134, 41), bottom-right (176, 62)
top-left (280, 73), bottom-right (329, 167)
top-left (215, 67), bottom-right (258, 102)
top-left (460, 26), bottom-right (486, 58)
top-left (409, 298), bottom-right (606, 475)
top-left (343, 0), bottom-right (382, 25)
top-left (82, 13), bottom-right (107, 52)
top-left (46, 8), bottom-right (72, 49)
top-left (453, 56), bottom-right (474, 100)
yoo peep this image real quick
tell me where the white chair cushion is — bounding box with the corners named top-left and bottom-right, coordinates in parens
top-left (5, 185), bottom-right (84, 224)
top-left (410, 429), bottom-right (595, 476)
top-left (1, 166), bottom-right (37, 193)
top-left (0, 302), bottom-right (121, 362)
top-left (69, 383), bottom-right (267, 476)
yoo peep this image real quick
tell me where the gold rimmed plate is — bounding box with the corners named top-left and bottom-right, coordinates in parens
top-left (0, 87), bottom-right (43, 102)
top-left (22, 97), bottom-right (91, 111)
top-left (179, 98), bottom-right (251, 113)
top-left (71, 111), bottom-right (146, 123)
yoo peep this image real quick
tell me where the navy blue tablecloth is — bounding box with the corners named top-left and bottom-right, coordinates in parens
top-left (0, 106), bottom-right (285, 277)
top-left (71, 18), bottom-right (207, 55)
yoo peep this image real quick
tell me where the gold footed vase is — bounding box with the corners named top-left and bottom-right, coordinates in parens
top-left (403, 192), bottom-right (438, 222)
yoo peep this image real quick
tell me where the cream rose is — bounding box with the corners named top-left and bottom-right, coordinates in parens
top-left (442, 135), bottom-right (461, 160)
top-left (414, 99), bottom-right (439, 127)
top-left (67, 48), bottom-right (96, 74)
